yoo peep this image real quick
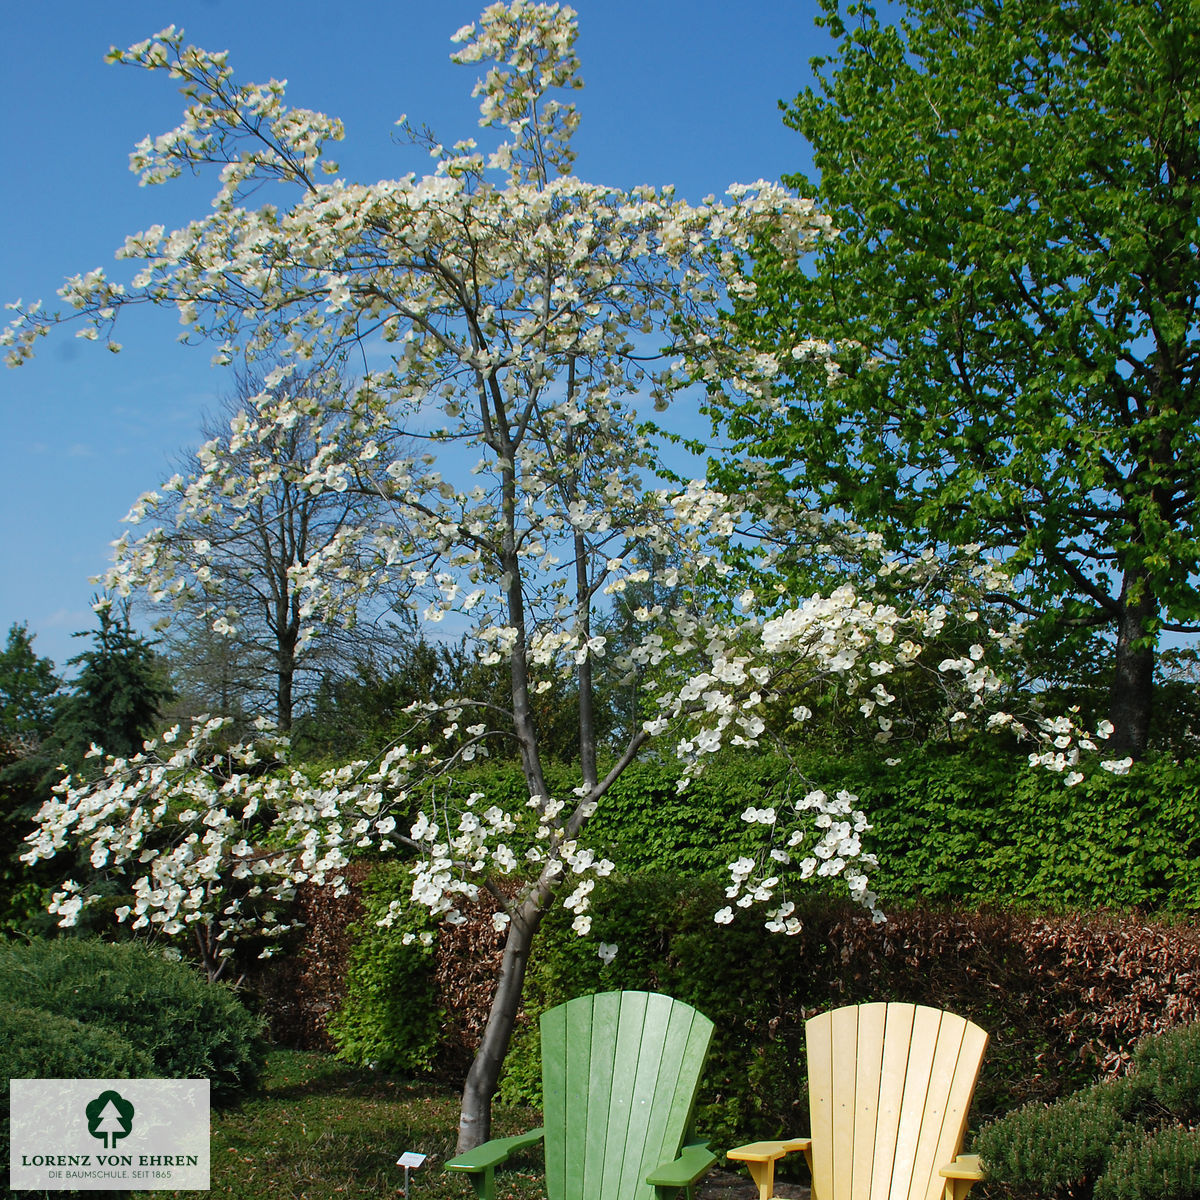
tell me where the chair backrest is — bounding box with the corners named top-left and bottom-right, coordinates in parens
top-left (539, 990), bottom-right (714, 1200)
top-left (806, 1002), bottom-right (988, 1200)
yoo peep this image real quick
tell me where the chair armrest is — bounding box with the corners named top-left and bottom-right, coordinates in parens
top-left (445, 1128), bottom-right (544, 1200)
top-left (726, 1138), bottom-right (812, 1200)
top-left (727, 1138), bottom-right (812, 1164)
top-left (646, 1139), bottom-right (718, 1194)
top-left (939, 1154), bottom-right (984, 1200)
top-left (940, 1154), bottom-right (984, 1181)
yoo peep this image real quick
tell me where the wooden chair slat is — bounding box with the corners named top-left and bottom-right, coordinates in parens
top-left (907, 1013), bottom-right (968, 1199)
top-left (541, 999), bottom-right (569, 1200)
top-left (868, 1003), bottom-right (917, 1200)
top-left (829, 1002), bottom-right (860, 1200)
top-left (806, 1007), bottom-right (836, 1200)
top-left (888, 1005), bottom-right (947, 1199)
top-left (851, 1003), bottom-right (889, 1200)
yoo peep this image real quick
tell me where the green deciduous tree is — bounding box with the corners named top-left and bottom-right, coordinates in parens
top-left (712, 0), bottom-right (1200, 755)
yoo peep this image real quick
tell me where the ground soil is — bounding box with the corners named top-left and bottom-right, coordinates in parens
top-left (696, 1167), bottom-right (810, 1200)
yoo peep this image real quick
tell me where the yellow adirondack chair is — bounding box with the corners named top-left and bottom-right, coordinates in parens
top-left (728, 1002), bottom-right (989, 1200)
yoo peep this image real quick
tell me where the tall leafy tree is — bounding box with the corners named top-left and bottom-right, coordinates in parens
top-left (712, 0), bottom-right (1200, 754)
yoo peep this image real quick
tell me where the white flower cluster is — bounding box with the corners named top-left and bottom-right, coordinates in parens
top-left (24, 717), bottom-right (359, 969)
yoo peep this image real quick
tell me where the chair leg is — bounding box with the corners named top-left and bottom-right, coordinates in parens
top-left (745, 1159), bottom-right (776, 1200)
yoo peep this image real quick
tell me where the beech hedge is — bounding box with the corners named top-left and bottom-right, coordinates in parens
top-left (584, 744), bottom-right (1200, 913)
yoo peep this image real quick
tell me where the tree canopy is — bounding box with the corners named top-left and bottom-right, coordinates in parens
top-left (126, 361), bottom-right (408, 733)
top-left (0, 623), bottom-right (60, 749)
top-left (710, 0), bottom-right (1200, 755)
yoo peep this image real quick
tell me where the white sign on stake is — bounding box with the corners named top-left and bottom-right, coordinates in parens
top-left (397, 1149), bottom-right (426, 1200)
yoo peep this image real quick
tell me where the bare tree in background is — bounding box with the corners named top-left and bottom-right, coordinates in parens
top-left (122, 360), bottom-right (409, 733)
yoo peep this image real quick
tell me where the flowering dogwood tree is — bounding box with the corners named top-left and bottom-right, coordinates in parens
top-left (6, 2), bottom-right (1123, 1149)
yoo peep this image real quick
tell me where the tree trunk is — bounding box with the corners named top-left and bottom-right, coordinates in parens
top-left (275, 628), bottom-right (297, 734)
top-left (456, 899), bottom-right (544, 1152)
top-left (1107, 572), bottom-right (1156, 757)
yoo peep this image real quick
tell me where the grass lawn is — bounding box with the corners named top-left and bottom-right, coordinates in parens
top-left (131, 1049), bottom-right (545, 1200)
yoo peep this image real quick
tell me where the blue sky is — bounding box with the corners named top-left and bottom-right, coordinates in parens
top-left (1, 0), bottom-right (832, 671)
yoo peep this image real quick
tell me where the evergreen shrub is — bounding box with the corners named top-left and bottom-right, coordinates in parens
top-left (0, 1000), bottom-right (152, 1194)
top-left (0, 938), bottom-right (264, 1103)
top-left (1095, 1129), bottom-right (1200, 1200)
top-left (976, 1022), bottom-right (1200, 1200)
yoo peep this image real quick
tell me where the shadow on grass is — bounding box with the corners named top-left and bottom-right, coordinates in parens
top-left (133, 1049), bottom-right (545, 1200)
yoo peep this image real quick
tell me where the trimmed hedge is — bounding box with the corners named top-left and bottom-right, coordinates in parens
top-left (492, 874), bottom-right (1200, 1151)
top-left (402, 745), bottom-right (1200, 915)
top-left (583, 745), bottom-right (1200, 913)
top-left (0, 938), bottom-right (265, 1104)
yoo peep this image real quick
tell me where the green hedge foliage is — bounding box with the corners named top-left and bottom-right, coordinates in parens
top-left (329, 745), bottom-right (1200, 927)
top-left (584, 744), bottom-right (1200, 912)
top-left (0, 938), bottom-right (265, 1104)
top-left (977, 1022), bottom-right (1200, 1200)
top-left (326, 861), bottom-right (443, 1073)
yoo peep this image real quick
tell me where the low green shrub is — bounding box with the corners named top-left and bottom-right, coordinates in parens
top-left (975, 1077), bottom-right (1149, 1196)
top-left (1130, 1019), bottom-right (1200, 1125)
top-left (0, 999), bottom-right (154, 1079)
top-left (326, 861), bottom-right (442, 1073)
top-left (0, 938), bottom-right (264, 1104)
top-left (0, 1001), bottom-right (153, 1189)
top-left (1095, 1129), bottom-right (1200, 1200)
top-left (977, 1022), bottom-right (1200, 1199)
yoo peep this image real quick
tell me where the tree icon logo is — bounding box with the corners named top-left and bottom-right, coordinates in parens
top-left (85, 1089), bottom-right (135, 1149)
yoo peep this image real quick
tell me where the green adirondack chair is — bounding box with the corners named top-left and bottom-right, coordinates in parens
top-left (446, 990), bottom-right (718, 1200)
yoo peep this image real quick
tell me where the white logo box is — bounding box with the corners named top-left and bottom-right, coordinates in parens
top-left (10, 1079), bottom-right (209, 1191)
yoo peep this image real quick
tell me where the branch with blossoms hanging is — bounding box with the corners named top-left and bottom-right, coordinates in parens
top-left (6, 0), bottom-right (1125, 1151)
